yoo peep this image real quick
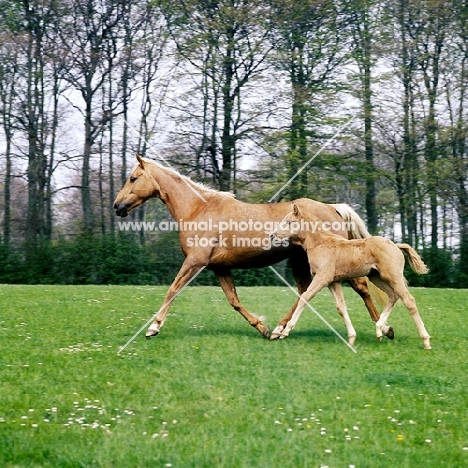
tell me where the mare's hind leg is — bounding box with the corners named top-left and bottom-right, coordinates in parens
top-left (348, 277), bottom-right (394, 340)
top-left (328, 282), bottom-right (357, 346)
top-left (214, 268), bottom-right (270, 338)
top-left (270, 250), bottom-right (312, 340)
top-left (368, 276), bottom-right (399, 342)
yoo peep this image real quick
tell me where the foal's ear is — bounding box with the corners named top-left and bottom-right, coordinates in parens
top-left (292, 203), bottom-right (300, 216)
top-left (135, 153), bottom-right (145, 169)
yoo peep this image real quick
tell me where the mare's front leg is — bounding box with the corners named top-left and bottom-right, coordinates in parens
top-left (328, 282), bottom-right (356, 346)
top-left (214, 268), bottom-right (270, 338)
top-left (146, 256), bottom-right (207, 338)
top-left (280, 275), bottom-right (329, 339)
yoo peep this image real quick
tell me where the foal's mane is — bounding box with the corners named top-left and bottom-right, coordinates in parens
top-left (138, 157), bottom-right (236, 198)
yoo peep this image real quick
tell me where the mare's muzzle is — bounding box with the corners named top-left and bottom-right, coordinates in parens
top-left (114, 203), bottom-right (129, 217)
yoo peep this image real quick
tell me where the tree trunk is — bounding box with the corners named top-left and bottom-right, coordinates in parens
top-left (219, 29), bottom-right (235, 192)
top-left (361, 19), bottom-right (377, 234)
top-left (82, 94), bottom-right (94, 232)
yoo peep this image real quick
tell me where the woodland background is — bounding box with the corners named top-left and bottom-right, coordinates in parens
top-left (0, 0), bottom-right (467, 287)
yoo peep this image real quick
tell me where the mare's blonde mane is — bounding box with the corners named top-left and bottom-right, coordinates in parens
top-left (136, 157), bottom-right (236, 198)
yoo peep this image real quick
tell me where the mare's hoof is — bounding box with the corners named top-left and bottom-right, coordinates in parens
top-left (261, 325), bottom-right (270, 339)
top-left (386, 327), bottom-right (395, 340)
top-left (145, 329), bottom-right (159, 338)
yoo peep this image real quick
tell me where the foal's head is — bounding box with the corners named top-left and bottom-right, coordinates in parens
top-left (270, 203), bottom-right (303, 241)
top-left (114, 154), bottom-right (160, 217)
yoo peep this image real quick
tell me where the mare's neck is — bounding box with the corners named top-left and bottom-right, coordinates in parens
top-left (148, 163), bottom-right (208, 221)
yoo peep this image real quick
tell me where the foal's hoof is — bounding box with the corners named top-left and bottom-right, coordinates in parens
top-left (145, 329), bottom-right (159, 338)
top-left (386, 326), bottom-right (395, 340)
top-left (269, 325), bottom-right (284, 341)
top-left (377, 336), bottom-right (383, 343)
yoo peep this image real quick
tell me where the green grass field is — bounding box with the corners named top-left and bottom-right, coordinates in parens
top-left (1, 284), bottom-right (467, 467)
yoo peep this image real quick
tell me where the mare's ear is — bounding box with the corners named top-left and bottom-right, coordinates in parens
top-left (136, 153), bottom-right (145, 169)
top-left (292, 203), bottom-right (300, 216)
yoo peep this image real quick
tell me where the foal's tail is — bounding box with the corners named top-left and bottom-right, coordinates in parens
top-left (397, 244), bottom-right (429, 275)
top-left (332, 203), bottom-right (371, 239)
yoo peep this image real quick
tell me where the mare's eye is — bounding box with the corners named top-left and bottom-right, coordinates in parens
top-left (130, 176), bottom-right (137, 183)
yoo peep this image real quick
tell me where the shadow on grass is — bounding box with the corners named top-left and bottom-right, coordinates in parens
top-left (184, 325), bottom-right (382, 345)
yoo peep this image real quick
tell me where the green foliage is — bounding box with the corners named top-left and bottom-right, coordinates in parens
top-left (405, 248), bottom-right (456, 288)
top-left (0, 0), bottom-right (23, 33)
top-left (0, 234), bottom-right (291, 286)
top-left (0, 285), bottom-right (467, 467)
top-left (0, 234), bottom-right (465, 287)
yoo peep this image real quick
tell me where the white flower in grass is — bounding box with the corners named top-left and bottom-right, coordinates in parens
top-left (425, 439), bottom-right (432, 443)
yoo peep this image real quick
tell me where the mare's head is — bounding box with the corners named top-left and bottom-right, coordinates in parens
top-left (114, 154), bottom-right (160, 217)
top-left (270, 203), bottom-right (303, 241)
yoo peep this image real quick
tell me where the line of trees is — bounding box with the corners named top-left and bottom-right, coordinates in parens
top-left (0, 0), bottom-right (467, 287)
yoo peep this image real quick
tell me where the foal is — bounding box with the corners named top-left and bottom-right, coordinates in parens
top-left (271, 203), bottom-right (431, 349)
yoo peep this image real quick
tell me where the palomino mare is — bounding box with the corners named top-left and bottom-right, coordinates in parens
top-left (271, 202), bottom-right (431, 349)
top-left (113, 154), bottom-right (392, 340)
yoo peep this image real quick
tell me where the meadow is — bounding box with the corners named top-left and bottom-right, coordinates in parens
top-left (0, 284), bottom-right (467, 468)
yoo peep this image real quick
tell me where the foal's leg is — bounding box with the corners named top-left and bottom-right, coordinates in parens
top-left (280, 275), bottom-right (329, 339)
top-left (367, 276), bottom-right (399, 342)
top-left (214, 268), bottom-right (270, 338)
top-left (328, 282), bottom-right (357, 346)
top-left (388, 278), bottom-right (431, 350)
top-left (347, 277), bottom-right (394, 339)
top-left (270, 251), bottom-right (312, 340)
top-left (146, 256), bottom-right (206, 337)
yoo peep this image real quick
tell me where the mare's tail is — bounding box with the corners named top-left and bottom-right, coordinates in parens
top-left (332, 203), bottom-right (371, 239)
top-left (397, 244), bottom-right (429, 275)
